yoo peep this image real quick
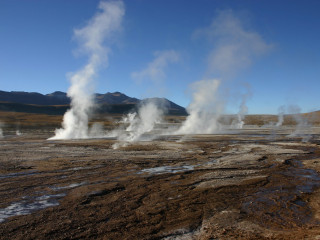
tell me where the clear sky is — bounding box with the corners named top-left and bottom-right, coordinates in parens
top-left (0, 0), bottom-right (319, 114)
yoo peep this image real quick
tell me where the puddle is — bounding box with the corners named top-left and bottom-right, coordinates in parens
top-left (0, 171), bottom-right (39, 180)
top-left (62, 165), bottom-right (103, 172)
top-left (139, 165), bottom-right (195, 175)
top-left (68, 166), bottom-right (91, 171)
top-left (50, 182), bottom-right (87, 191)
top-left (0, 193), bottom-right (65, 223)
top-left (139, 160), bottom-right (217, 175)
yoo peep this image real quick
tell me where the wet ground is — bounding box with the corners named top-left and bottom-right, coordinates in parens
top-left (1, 127), bottom-right (320, 239)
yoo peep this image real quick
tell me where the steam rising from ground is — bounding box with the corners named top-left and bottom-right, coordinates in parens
top-left (178, 10), bottom-right (271, 134)
top-left (50, 0), bottom-right (124, 140)
top-left (0, 122), bottom-right (3, 138)
top-left (287, 105), bottom-right (312, 141)
top-left (48, 7), bottom-right (277, 141)
top-left (276, 106), bottom-right (285, 127)
top-left (113, 100), bottom-right (166, 148)
top-left (262, 105), bottom-right (313, 142)
top-left (177, 79), bottom-right (223, 134)
top-left (231, 88), bottom-right (251, 129)
top-left (131, 50), bottom-right (180, 84)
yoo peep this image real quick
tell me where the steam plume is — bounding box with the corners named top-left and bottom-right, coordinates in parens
top-left (287, 105), bottom-right (311, 141)
top-left (131, 50), bottom-right (179, 84)
top-left (178, 10), bottom-right (271, 134)
top-left (0, 122), bottom-right (3, 138)
top-left (112, 101), bottom-right (165, 148)
top-left (196, 10), bottom-right (272, 78)
top-left (231, 87), bottom-right (251, 129)
top-left (177, 79), bottom-right (223, 134)
top-left (131, 50), bottom-right (180, 97)
top-left (50, 0), bottom-right (124, 140)
top-left (113, 100), bottom-right (165, 147)
top-left (276, 105), bottom-right (285, 127)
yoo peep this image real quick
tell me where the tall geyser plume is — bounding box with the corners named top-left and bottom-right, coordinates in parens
top-left (49, 0), bottom-right (124, 140)
top-left (177, 79), bottom-right (223, 134)
top-left (177, 10), bottom-right (271, 135)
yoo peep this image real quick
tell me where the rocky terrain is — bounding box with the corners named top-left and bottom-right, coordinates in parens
top-left (1, 124), bottom-right (320, 239)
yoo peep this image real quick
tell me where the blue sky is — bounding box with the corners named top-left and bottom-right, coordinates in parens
top-left (0, 0), bottom-right (319, 114)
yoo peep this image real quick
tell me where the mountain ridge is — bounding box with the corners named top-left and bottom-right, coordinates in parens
top-left (0, 90), bottom-right (187, 116)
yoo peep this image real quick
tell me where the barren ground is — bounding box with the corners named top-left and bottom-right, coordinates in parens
top-left (1, 123), bottom-right (320, 239)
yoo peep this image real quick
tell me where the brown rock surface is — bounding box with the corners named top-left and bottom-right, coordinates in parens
top-left (1, 127), bottom-right (320, 239)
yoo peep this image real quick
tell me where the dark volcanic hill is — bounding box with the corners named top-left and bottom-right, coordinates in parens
top-left (0, 90), bottom-right (187, 115)
top-left (0, 91), bottom-right (70, 105)
top-left (0, 90), bottom-right (140, 106)
top-left (95, 92), bottom-right (139, 104)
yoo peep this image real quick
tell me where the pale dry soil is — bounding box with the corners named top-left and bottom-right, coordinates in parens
top-left (0, 128), bottom-right (320, 239)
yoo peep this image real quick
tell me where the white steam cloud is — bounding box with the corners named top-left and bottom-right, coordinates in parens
top-left (276, 105), bottom-right (285, 127)
top-left (110, 50), bottom-right (178, 146)
top-left (131, 50), bottom-right (180, 84)
top-left (178, 10), bottom-right (271, 134)
top-left (0, 122), bottom-right (3, 138)
top-left (50, 0), bottom-right (124, 140)
top-left (196, 9), bottom-right (272, 78)
top-left (113, 100), bottom-right (165, 148)
top-left (177, 79), bottom-right (223, 134)
top-left (287, 105), bottom-right (312, 141)
top-left (231, 87), bottom-right (251, 129)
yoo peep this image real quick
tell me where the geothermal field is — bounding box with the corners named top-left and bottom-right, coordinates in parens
top-left (2, 0), bottom-right (320, 239)
top-left (1, 112), bottom-right (320, 240)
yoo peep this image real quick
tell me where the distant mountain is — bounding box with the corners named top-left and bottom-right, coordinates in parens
top-left (0, 90), bottom-right (140, 106)
top-left (0, 101), bottom-right (69, 115)
top-left (0, 90), bottom-right (187, 116)
top-left (95, 92), bottom-right (139, 104)
top-left (0, 90), bottom-right (70, 105)
top-left (140, 98), bottom-right (186, 115)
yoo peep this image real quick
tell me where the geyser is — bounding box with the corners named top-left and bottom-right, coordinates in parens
top-left (0, 122), bottom-right (3, 138)
top-left (276, 106), bottom-right (285, 127)
top-left (113, 100), bottom-right (165, 147)
top-left (231, 89), bottom-right (250, 129)
top-left (177, 79), bottom-right (223, 134)
top-left (287, 105), bottom-right (312, 141)
top-left (177, 10), bottom-right (271, 134)
top-left (49, 0), bottom-right (124, 140)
